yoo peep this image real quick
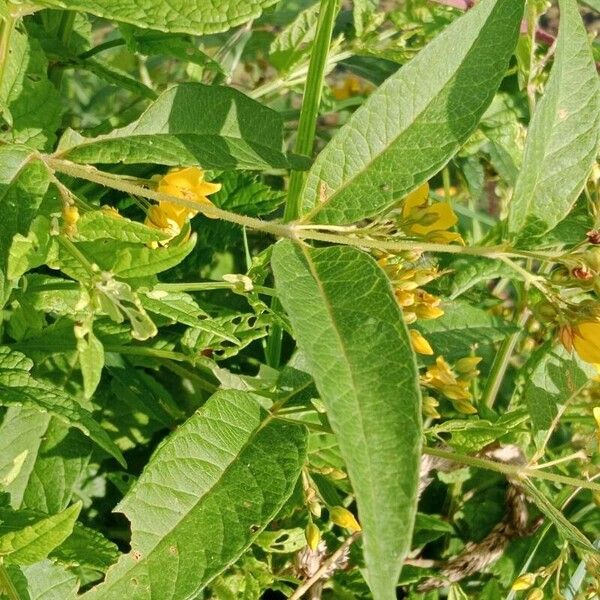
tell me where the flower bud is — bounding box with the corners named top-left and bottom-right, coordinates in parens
top-left (451, 398), bottom-right (478, 414)
top-left (409, 329), bottom-right (434, 355)
top-left (305, 522), bottom-right (321, 550)
top-left (512, 573), bottom-right (536, 591)
top-left (330, 506), bottom-right (361, 532)
top-left (526, 588), bottom-right (544, 600)
top-left (587, 229), bottom-right (600, 245)
top-left (454, 357), bottom-right (482, 374)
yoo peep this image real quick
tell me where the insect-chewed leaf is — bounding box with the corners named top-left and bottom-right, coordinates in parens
top-left (55, 83), bottom-right (308, 170)
top-left (272, 241), bottom-right (421, 600)
top-left (81, 390), bottom-right (306, 600)
top-left (36, 0), bottom-right (278, 35)
top-left (508, 0), bottom-right (600, 241)
top-left (300, 0), bottom-right (524, 224)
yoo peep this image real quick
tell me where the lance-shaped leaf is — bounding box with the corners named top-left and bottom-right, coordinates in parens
top-left (82, 390), bottom-right (306, 600)
top-left (37, 0), bottom-right (278, 35)
top-left (508, 0), bottom-right (600, 240)
top-left (300, 0), bottom-right (524, 224)
top-left (0, 503), bottom-right (81, 565)
top-left (272, 241), bottom-right (422, 600)
top-left (0, 347), bottom-right (125, 467)
top-left (56, 83), bottom-right (307, 170)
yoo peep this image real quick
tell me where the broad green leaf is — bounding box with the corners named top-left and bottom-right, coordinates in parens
top-left (507, 0), bottom-right (600, 240)
top-left (6, 559), bottom-right (79, 600)
top-left (0, 407), bottom-right (91, 513)
top-left (82, 390), bottom-right (306, 600)
top-left (415, 301), bottom-right (517, 360)
top-left (0, 31), bottom-right (61, 149)
top-left (0, 148), bottom-right (49, 291)
top-left (56, 83), bottom-right (306, 170)
top-left (300, 0), bottom-right (524, 224)
top-left (0, 347), bottom-right (125, 466)
top-left (61, 233), bottom-right (196, 280)
top-left (76, 211), bottom-right (167, 244)
top-left (269, 3), bottom-right (319, 73)
top-left (272, 241), bottom-right (422, 600)
top-left (580, 0), bottom-right (600, 9)
top-left (211, 172), bottom-right (285, 216)
top-left (519, 344), bottom-right (595, 450)
top-left (0, 502), bottom-right (81, 564)
top-left (38, 0), bottom-right (278, 35)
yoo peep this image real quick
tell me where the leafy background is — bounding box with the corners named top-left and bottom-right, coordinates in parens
top-left (0, 0), bottom-right (599, 599)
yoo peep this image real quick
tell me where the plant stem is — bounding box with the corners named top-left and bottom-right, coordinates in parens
top-left (289, 532), bottom-right (361, 600)
top-left (45, 158), bottom-right (561, 263)
top-left (285, 0), bottom-right (339, 222)
top-left (56, 236), bottom-right (97, 278)
top-left (422, 446), bottom-right (600, 493)
top-left (480, 309), bottom-right (530, 409)
top-left (78, 37), bottom-right (126, 60)
top-left (0, 562), bottom-right (21, 600)
top-left (0, 13), bottom-right (16, 102)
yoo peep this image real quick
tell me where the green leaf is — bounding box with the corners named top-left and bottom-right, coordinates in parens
top-left (300, 0), bottom-right (524, 224)
top-left (212, 172), bottom-right (285, 216)
top-left (0, 31), bottom-right (61, 149)
top-left (77, 327), bottom-right (105, 399)
top-left (120, 25), bottom-right (224, 75)
top-left (269, 3), bottom-right (319, 73)
top-left (65, 233), bottom-right (196, 280)
top-left (56, 83), bottom-right (306, 170)
top-left (76, 211), bottom-right (167, 244)
top-left (507, 0), bottom-right (600, 240)
top-left (0, 503), bottom-right (81, 565)
top-left (0, 347), bottom-right (125, 466)
top-left (82, 390), bottom-right (306, 600)
top-left (0, 148), bottom-right (50, 288)
top-left (415, 301), bottom-right (517, 360)
top-left (272, 241), bottom-right (422, 600)
top-left (38, 0), bottom-right (278, 35)
top-left (519, 344), bottom-right (595, 450)
top-left (446, 257), bottom-right (516, 299)
top-left (6, 559), bottom-right (79, 600)
top-left (0, 407), bottom-right (92, 513)
top-left (51, 523), bottom-right (120, 582)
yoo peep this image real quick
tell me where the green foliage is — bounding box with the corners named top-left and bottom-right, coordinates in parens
top-left (272, 242), bottom-right (421, 600)
top-left (0, 0), bottom-right (599, 598)
top-left (508, 0), bottom-right (600, 241)
top-left (300, 0), bottom-right (524, 224)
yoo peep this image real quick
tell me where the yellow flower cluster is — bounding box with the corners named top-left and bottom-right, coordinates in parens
top-left (146, 167), bottom-right (221, 241)
top-left (401, 183), bottom-right (464, 244)
top-left (421, 356), bottom-right (481, 415)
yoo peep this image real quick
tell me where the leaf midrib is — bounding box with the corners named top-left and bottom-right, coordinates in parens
top-left (85, 404), bottom-right (283, 598)
top-left (302, 1), bottom-right (503, 222)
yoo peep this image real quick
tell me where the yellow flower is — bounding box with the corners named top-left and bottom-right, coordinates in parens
top-left (401, 182), bottom-right (462, 242)
top-left (410, 329), bottom-right (434, 355)
top-left (571, 322), bottom-right (600, 364)
top-left (146, 167), bottom-right (221, 239)
top-left (329, 506), bottom-right (361, 532)
top-left (421, 356), bottom-right (477, 405)
top-left (511, 573), bottom-right (536, 591)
